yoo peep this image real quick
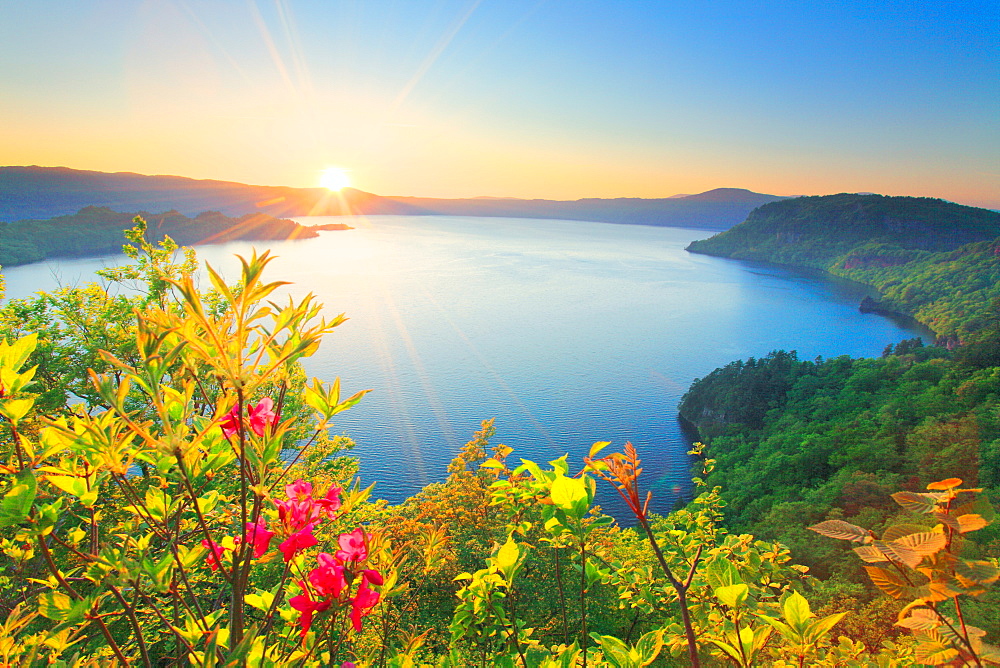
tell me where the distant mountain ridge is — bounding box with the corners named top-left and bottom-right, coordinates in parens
top-left (0, 166), bottom-right (783, 231)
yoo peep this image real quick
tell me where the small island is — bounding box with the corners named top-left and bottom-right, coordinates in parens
top-left (309, 222), bottom-right (355, 231)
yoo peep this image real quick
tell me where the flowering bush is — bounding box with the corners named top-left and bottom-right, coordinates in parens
top-left (0, 236), bottom-right (383, 666)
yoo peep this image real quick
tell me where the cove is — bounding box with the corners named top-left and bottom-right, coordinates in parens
top-left (2, 215), bottom-right (930, 520)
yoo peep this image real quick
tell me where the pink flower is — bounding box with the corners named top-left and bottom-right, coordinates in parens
top-left (243, 519), bottom-right (274, 558)
top-left (285, 479), bottom-right (313, 501)
top-left (219, 404), bottom-right (241, 439)
top-left (219, 397), bottom-right (279, 439)
top-left (289, 582), bottom-right (332, 638)
top-left (341, 663), bottom-right (357, 668)
top-left (316, 485), bottom-right (343, 519)
top-left (248, 397), bottom-right (278, 436)
top-left (349, 578), bottom-right (381, 632)
top-left (279, 525), bottom-right (318, 562)
top-left (308, 553), bottom-right (347, 598)
top-left (336, 528), bottom-right (369, 562)
top-left (274, 480), bottom-right (342, 534)
top-left (360, 569), bottom-right (384, 586)
top-left (201, 538), bottom-right (231, 572)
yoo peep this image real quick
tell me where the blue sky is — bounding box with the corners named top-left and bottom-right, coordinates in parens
top-left (1, 0), bottom-right (997, 206)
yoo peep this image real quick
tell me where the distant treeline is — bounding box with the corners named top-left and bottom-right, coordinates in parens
top-left (0, 206), bottom-right (317, 267)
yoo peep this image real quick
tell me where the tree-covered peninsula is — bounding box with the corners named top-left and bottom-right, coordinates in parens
top-left (686, 193), bottom-right (1000, 342)
top-left (0, 205), bottom-right (318, 267)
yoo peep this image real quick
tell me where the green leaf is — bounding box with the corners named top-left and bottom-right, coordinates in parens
top-left (706, 638), bottom-right (744, 665)
top-left (782, 591), bottom-right (813, 630)
top-left (3, 333), bottom-right (38, 370)
top-left (758, 614), bottom-right (795, 643)
top-left (548, 454), bottom-right (570, 475)
top-left (0, 468), bottom-right (37, 527)
top-left (36, 591), bottom-right (71, 620)
top-left (37, 591), bottom-right (85, 623)
top-left (46, 474), bottom-right (88, 499)
top-left (593, 634), bottom-right (636, 668)
top-left (244, 591), bottom-right (275, 611)
top-left (805, 612), bottom-right (846, 642)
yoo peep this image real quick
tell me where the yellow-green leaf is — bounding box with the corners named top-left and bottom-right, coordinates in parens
top-left (714, 583), bottom-right (749, 608)
top-left (550, 475), bottom-right (587, 512)
top-left (0, 398), bottom-right (34, 425)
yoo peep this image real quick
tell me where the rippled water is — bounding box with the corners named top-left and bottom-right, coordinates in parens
top-left (4, 215), bottom-right (929, 519)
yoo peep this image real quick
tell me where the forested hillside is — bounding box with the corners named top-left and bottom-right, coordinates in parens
top-left (686, 193), bottom-right (1000, 342)
top-left (679, 194), bottom-right (1000, 648)
top-left (0, 206), bottom-right (317, 266)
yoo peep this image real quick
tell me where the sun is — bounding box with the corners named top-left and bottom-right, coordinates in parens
top-left (319, 166), bottom-right (351, 191)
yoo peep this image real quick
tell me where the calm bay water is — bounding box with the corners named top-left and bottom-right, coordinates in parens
top-left (4, 216), bottom-right (930, 519)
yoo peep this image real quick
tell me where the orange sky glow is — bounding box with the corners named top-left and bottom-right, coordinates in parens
top-left (1, 1), bottom-right (996, 208)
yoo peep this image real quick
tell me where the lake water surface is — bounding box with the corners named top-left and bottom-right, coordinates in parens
top-left (4, 216), bottom-right (930, 519)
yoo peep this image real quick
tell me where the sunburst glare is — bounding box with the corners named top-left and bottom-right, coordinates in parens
top-left (319, 166), bottom-right (351, 191)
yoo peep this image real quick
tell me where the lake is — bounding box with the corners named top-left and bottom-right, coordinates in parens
top-left (3, 215), bottom-right (930, 519)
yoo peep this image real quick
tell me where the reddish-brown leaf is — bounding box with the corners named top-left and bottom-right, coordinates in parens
top-left (957, 514), bottom-right (988, 533)
top-left (892, 531), bottom-right (947, 557)
top-left (809, 520), bottom-right (874, 543)
top-left (864, 565), bottom-right (912, 599)
top-left (892, 491), bottom-right (943, 514)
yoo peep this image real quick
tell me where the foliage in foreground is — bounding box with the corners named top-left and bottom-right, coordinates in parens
top-left (0, 220), bottom-right (996, 666)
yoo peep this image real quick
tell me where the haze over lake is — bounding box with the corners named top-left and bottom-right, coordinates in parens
top-left (4, 216), bottom-right (930, 518)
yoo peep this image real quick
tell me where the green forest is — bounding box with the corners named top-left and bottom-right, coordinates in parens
top-left (0, 212), bottom-right (997, 666)
top-left (0, 206), bottom-right (317, 267)
top-left (686, 193), bottom-right (1000, 343)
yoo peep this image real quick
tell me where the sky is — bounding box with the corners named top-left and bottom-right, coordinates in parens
top-left (1, 0), bottom-right (997, 207)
